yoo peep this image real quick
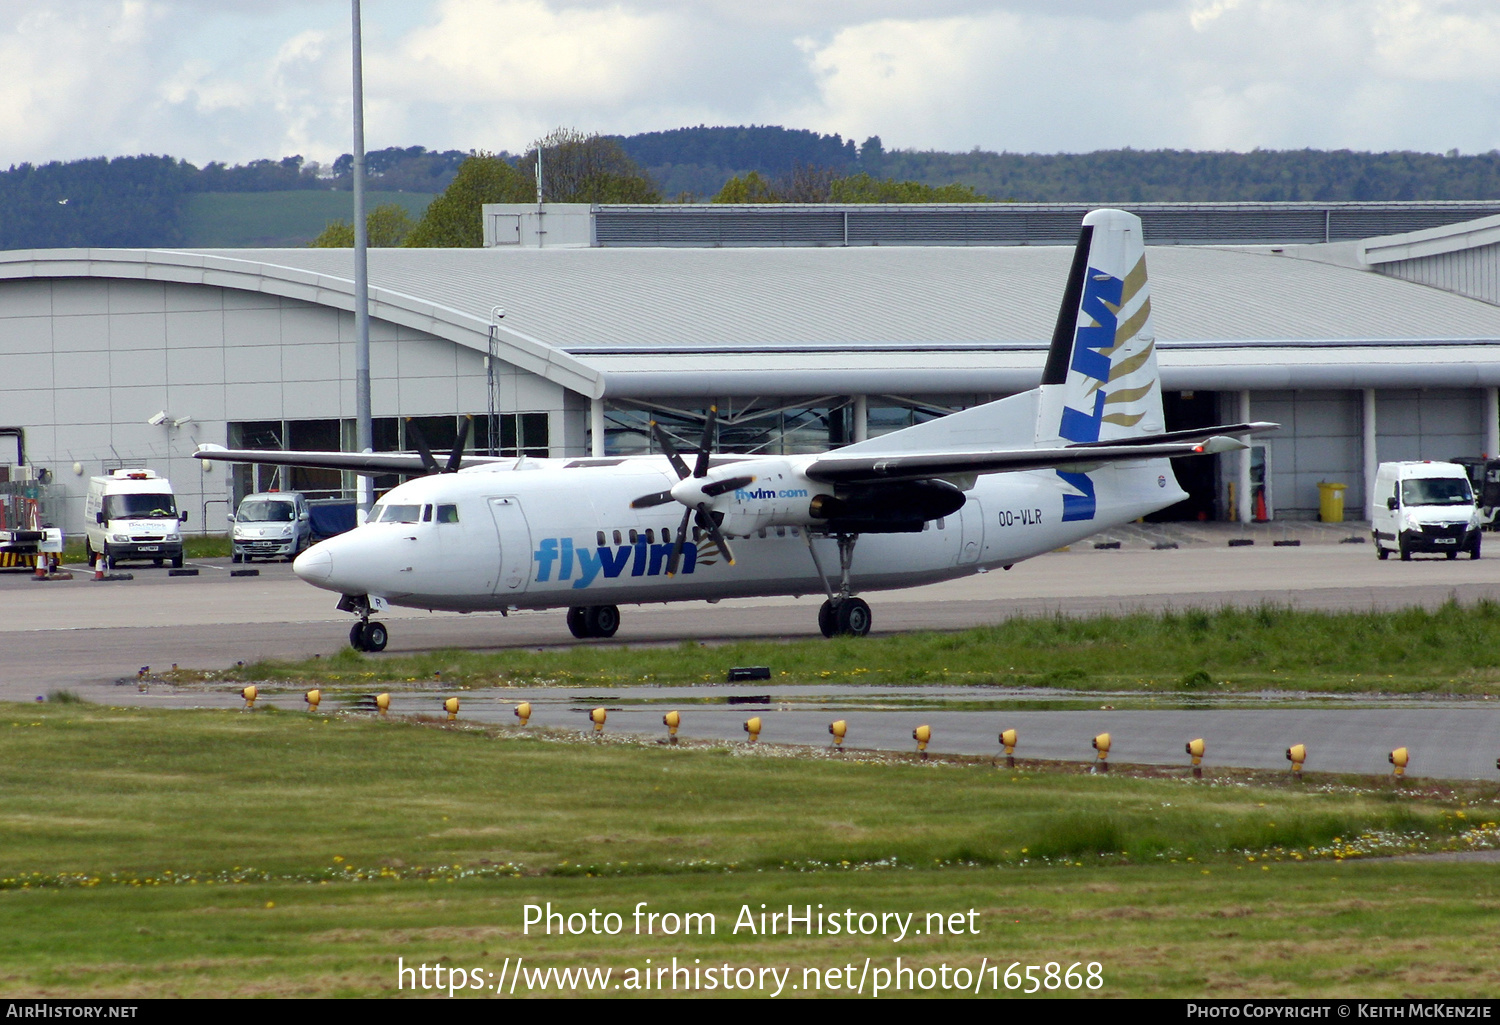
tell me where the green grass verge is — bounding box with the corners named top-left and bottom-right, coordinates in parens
top-left (204, 600), bottom-right (1500, 695)
top-left (62, 534), bottom-right (230, 562)
top-left (3, 703), bottom-right (1500, 996)
top-left (180, 191), bottom-right (434, 248)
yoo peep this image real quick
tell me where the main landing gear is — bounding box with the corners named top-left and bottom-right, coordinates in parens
top-left (567, 605), bottom-right (621, 639)
top-left (806, 531), bottom-right (871, 638)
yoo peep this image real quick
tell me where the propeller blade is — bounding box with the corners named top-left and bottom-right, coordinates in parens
top-left (649, 421), bottom-right (691, 480)
top-left (700, 475), bottom-right (754, 498)
top-left (692, 405), bottom-right (717, 479)
top-left (631, 490), bottom-right (676, 509)
top-left (696, 503), bottom-right (736, 566)
top-left (404, 419), bottom-right (442, 474)
top-left (666, 505), bottom-right (693, 577)
top-left (446, 415), bottom-right (472, 473)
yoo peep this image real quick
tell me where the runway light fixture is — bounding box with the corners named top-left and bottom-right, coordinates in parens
top-left (240, 685), bottom-right (258, 709)
top-left (444, 697), bottom-right (460, 722)
top-left (1286, 743), bottom-right (1307, 777)
top-left (515, 701), bottom-right (532, 726)
top-left (375, 692), bottom-right (390, 716)
top-left (1389, 746), bottom-right (1409, 779)
top-left (590, 707), bottom-right (607, 733)
top-left (305, 689), bottom-right (321, 713)
top-left (1092, 732), bottom-right (1112, 772)
top-left (1186, 737), bottom-right (1206, 778)
top-left (663, 710), bottom-right (681, 744)
top-left (743, 716), bottom-right (762, 743)
top-left (913, 724), bottom-right (932, 759)
top-left (1000, 728), bottom-right (1018, 768)
top-left (829, 719), bottom-right (848, 748)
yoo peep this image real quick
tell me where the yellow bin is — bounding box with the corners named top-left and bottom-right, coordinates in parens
top-left (1317, 481), bottom-right (1347, 523)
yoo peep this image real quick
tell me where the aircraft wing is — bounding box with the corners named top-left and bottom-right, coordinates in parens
top-left (805, 422), bottom-right (1277, 486)
top-left (191, 445), bottom-right (510, 475)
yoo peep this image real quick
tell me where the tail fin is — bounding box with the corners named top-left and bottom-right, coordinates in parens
top-left (1036, 209), bottom-right (1163, 445)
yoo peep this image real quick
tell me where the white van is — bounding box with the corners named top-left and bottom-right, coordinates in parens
top-left (84, 469), bottom-right (187, 568)
top-left (1372, 461), bottom-right (1482, 561)
top-left (230, 491), bottom-right (311, 563)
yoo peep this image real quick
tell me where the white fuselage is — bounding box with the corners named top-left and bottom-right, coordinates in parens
top-left (292, 454), bottom-right (1185, 612)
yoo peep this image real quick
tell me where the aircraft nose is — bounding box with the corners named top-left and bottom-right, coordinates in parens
top-left (293, 545), bottom-right (332, 585)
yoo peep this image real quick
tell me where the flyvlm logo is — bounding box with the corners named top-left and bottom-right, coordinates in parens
top-left (734, 486), bottom-right (809, 502)
top-left (534, 537), bottom-right (704, 589)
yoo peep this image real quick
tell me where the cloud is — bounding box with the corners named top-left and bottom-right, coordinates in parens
top-left (789, 0), bottom-right (1500, 153)
top-left (0, 0), bottom-right (1498, 169)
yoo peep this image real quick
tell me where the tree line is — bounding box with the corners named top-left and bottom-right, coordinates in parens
top-left (4, 127), bottom-right (1500, 250)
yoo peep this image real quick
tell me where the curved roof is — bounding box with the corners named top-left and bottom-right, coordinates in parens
top-left (3, 243), bottom-right (1499, 397)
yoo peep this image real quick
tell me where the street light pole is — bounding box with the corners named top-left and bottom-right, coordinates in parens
top-left (351, 0), bottom-right (373, 515)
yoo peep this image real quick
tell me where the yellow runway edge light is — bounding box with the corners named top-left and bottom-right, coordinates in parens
top-left (514, 701), bottom-right (531, 726)
top-left (743, 716), bottom-right (762, 743)
top-left (829, 719), bottom-right (847, 747)
top-left (444, 697), bottom-right (460, 722)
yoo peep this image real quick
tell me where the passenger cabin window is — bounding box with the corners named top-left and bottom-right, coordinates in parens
top-left (597, 531), bottom-right (606, 546)
top-left (613, 530), bottom-right (622, 545)
top-left (646, 529), bottom-right (655, 544)
top-left (629, 529), bottom-right (639, 544)
top-left (437, 505), bottom-right (459, 523)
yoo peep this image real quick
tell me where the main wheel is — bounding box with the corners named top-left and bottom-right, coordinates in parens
top-left (362, 621), bottom-right (389, 652)
top-left (818, 600), bottom-right (836, 638)
top-left (585, 605), bottom-right (620, 639)
top-left (349, 622), bottom-right (367, 651)
top-left (835, 597), bottom-right (872, 637)
top-left (566, 606), bottom-right (590, 639)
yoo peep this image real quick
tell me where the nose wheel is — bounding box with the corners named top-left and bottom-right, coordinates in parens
top-left (349, 620), bottom-right (388, 652)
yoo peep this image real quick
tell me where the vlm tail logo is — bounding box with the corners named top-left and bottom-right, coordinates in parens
top-left (533, 537), bottom-right (706, 589)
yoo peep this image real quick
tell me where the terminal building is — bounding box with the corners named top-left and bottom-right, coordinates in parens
top-left (3, 200), bottom-right (1500, 537)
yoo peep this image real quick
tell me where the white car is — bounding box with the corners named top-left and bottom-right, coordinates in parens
top-left (231, 492), bottom-right (312, 563)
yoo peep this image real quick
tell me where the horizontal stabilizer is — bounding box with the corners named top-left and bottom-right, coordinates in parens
top-left (806, 430), bottom-right (1269, 486)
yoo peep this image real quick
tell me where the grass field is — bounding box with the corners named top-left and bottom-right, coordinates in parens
top-left (210, 600), bottom-right (1500, 696)
top-left (3, 702), bottom-right (1500, 997)
top-left (179, 191), bottom-right (434, 248)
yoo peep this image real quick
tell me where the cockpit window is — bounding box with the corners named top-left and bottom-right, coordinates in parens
top-left (374, 504), bottom-right (422, 523)
top-left (437, 505), bottom-right (459, 523)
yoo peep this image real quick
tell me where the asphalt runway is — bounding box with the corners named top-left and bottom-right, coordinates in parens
top-left (6, 540), bottom-right (1500, 779)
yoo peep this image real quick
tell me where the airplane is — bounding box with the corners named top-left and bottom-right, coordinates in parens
top-left (195, 208), bottom-right (1275, 652)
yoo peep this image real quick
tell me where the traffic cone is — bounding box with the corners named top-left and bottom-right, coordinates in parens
top-left (1254, 490), bottom-right (1268, 523)
top-left (93, 554), bottom-right (105, 581)
top-left (33, 555), bottom-right (46, 580)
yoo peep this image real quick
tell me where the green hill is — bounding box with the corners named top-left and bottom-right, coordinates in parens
top-left (179, 191), bottom-right (434, 248)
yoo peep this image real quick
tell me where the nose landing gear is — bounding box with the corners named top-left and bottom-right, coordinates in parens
top-left (349, 620), bottom-right (388, 652)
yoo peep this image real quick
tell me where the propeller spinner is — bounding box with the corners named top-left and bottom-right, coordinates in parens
top-left (629, 407), bottom-right (750, 574)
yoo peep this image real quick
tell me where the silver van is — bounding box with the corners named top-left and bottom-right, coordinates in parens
top-left (231, 492), bottom-right (312, 563)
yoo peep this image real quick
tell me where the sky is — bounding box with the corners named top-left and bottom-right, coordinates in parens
top-left (2, 0), bottom-right (1499, 168)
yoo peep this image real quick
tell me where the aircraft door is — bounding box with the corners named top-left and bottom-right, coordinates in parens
top-left (489, 497), bottom-right (533, 594)
top-left (959, 495), bottom-right (984, 564)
